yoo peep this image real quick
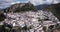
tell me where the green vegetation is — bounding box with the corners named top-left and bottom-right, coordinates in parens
top-left (3, 3), bottom-right (35, 13)
top-left (52, 24), bottom-right (60, 32)
top-left (5, 27), bottom-right (10, 32)
top-left (0, 25), bottom-right (33, 32)
top-left (55, 24), bottom-right (60, 30)
top-left (43, 26), bottom-right (47, 32)
top-left (0, 12), bottom-right (6, 21)
top-left (43, 3), bottom-right (60, 20)
top-left (14, 3), bottom-right (35, 12)
top-left (0, 25), bottom-right (10, 32)
top-left (0, 25), bottom-right (4, 32)
top-left (38, 18), bottom-right (41, 21)
top-left (22, 25), bottom-right (32, 30)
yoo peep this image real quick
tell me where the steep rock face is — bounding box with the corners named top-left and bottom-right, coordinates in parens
top-left (0, 10), bottom-right (60, 32)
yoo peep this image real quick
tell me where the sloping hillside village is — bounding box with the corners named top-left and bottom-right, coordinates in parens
top-left (0, 10), bottom-right (59, 32)
top-left (0, 2), bottom-right (60, 32)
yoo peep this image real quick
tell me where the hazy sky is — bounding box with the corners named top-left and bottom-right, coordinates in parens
top-left (29, 0), bottom-right (60, 5)
top-left (0, 0), bottom-right (60, 9)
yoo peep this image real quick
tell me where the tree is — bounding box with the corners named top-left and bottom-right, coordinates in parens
top-left (0, 12), bottom-right (6, 21)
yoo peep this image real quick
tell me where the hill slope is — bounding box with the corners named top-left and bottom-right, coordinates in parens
top-left (3, 3), bottom-right (35, 13)
top-left (35, 4), bottom-right (49, 10)
top-left (43, 3), bottom-right (60, 20)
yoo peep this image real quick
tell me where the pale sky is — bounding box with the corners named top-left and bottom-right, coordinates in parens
top-left (0, 0), bottom-right (60, 9)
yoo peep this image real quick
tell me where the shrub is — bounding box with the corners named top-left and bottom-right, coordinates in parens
top-left (0, 13), bottom-right (6, 21)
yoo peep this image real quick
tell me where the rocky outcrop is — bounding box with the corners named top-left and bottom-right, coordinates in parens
top-left (3, 2), bottom-right (35, 13)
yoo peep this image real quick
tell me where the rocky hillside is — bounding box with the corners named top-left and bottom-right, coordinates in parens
top-left (0, 2), bottom-right (35, 24)
top-left (43, 3), bottom-right (60, 20)
top-left (3, 2), bottom-right (35, 13)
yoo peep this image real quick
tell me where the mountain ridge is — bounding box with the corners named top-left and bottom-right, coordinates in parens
top-left (35, 4), bottom-right (49, 10)
top-left (2, 2), bottom-right (35, 13)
